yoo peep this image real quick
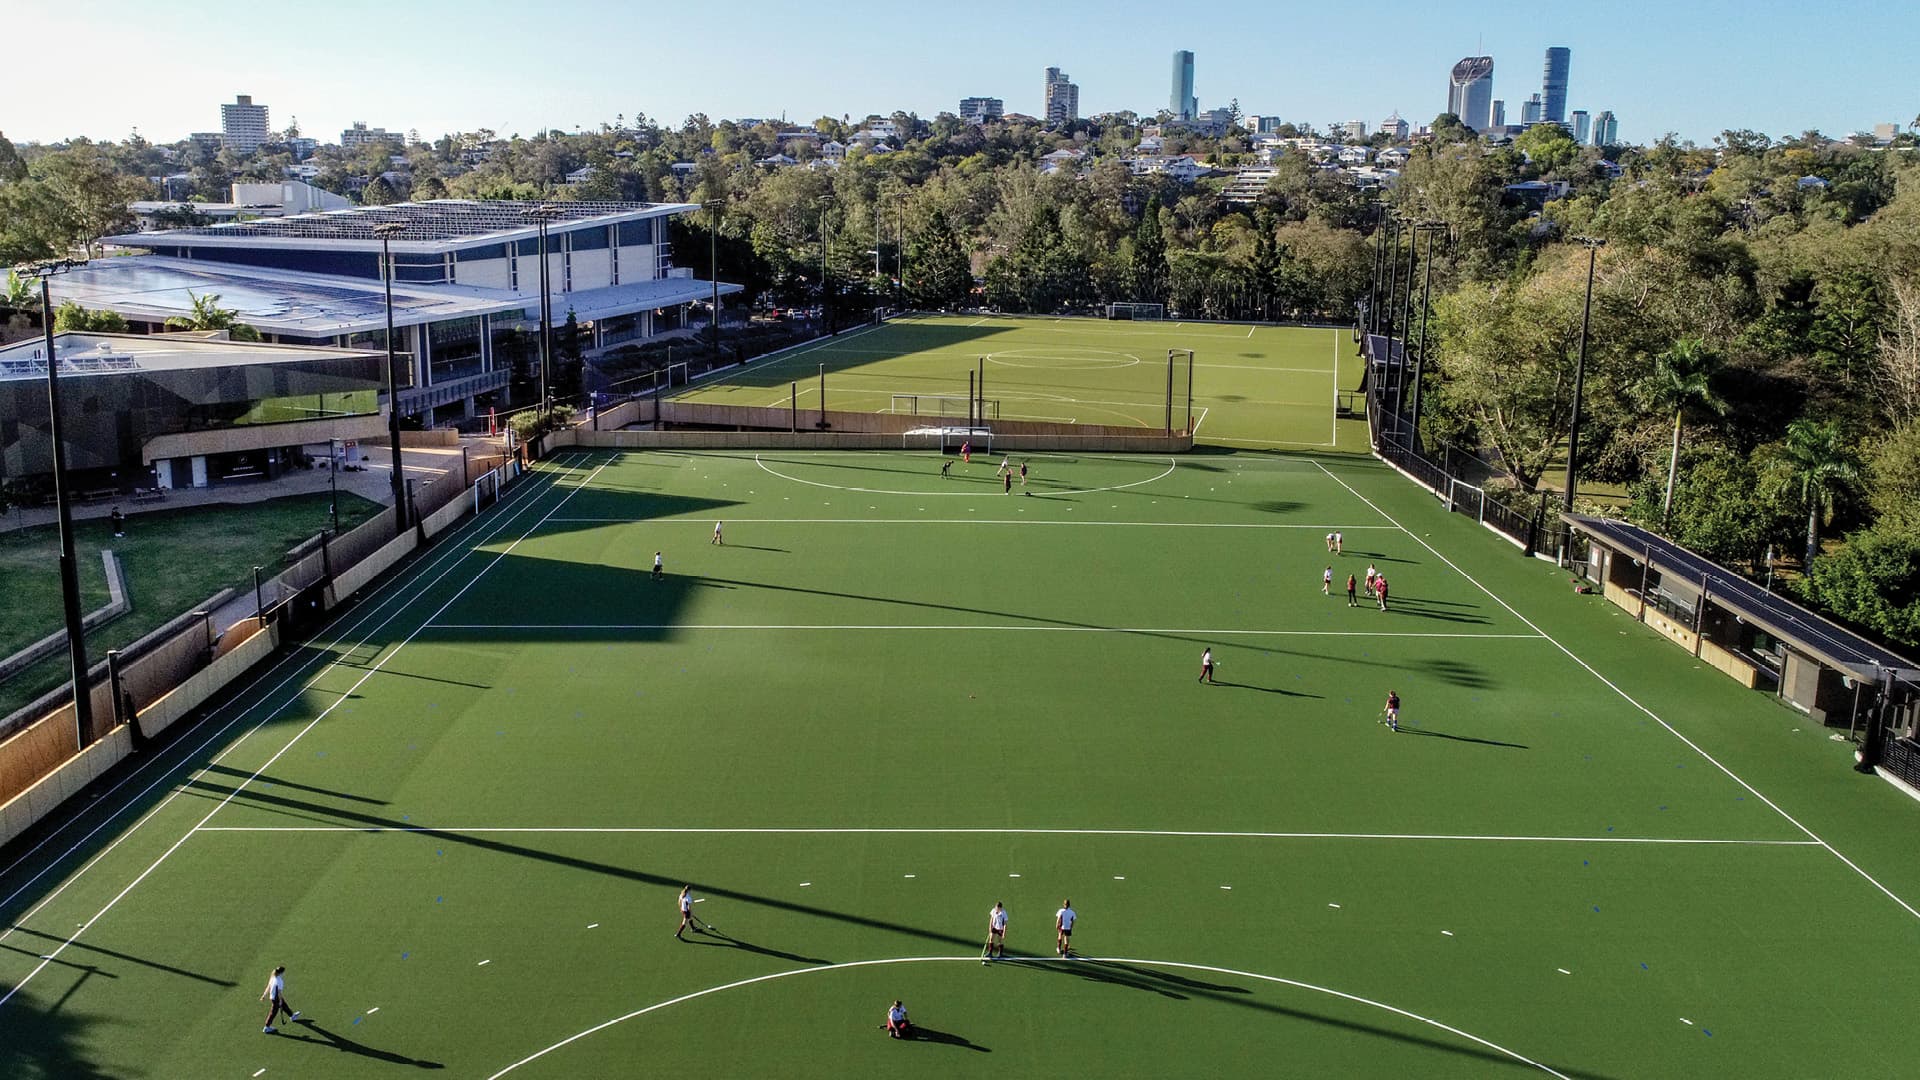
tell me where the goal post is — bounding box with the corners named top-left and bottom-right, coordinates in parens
top-left (889, 394), bottom-right (999, 420)
top-left (1107, 302), bottom-right (1167, 321)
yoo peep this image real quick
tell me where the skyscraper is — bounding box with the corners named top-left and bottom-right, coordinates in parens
top-left (1570, 110), bottom-right (1591, 144)
top-left (1044, 68), bottom-right (1080, 126)
top-left (1541, 47), bottom-right (1571, 125)
top-left (1491, 100), bottom-right (1506, 128)
top-left (1521, 94), bottom-right (1544, 125)
top-left (1591, 110), bottom-right (1618, 146)
top-left (1170, 51), bottom-right (1197, 122)
top-left (220, 94), bottom-right (270, 153)
top-left (1447, 56), bottom-right (1495, 132)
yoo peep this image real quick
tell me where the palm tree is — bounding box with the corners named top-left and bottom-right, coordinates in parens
top-left (2, 270), bottom-right (36, 313)
top-left (164, 291), bottom-right (261, 340)
top-left (1635, 338), bottom-right (1726, 531)
top-left (1779, 419), bottom-right (1860, 568)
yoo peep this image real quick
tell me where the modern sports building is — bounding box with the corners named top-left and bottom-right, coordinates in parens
top-left (67, 200), bottom-right (739, 425)
top-left (0, 332), bottom-right (387, 490)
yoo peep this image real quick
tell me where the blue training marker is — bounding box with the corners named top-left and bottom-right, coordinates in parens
top-left (401, 952), bottom-right (410, 959)
top-left (1593, 906), bottom-right (1601, 913)
top-left (1703, 1030), bottom-right (1712, 1037)
top-left (435, 896), bottom-right (443, 904)
top-left (1641, 963), bottom-right (1648, 970)
top-left (353, 1017), bottom-right (361, 1025)
top-left (1582, 860), bottom-right (1589, 866)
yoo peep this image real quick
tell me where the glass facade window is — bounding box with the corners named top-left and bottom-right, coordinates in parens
top-left (567, 226), bottom-right (611, 252)
top-left (393, 254), bottom-right (448, 284)
top-left (428, 317), bottom-right (484, 384)
top-left (0, 353), bottom-right (387, 480)
top-left (618, 219), bottom-right (655, 246)
top-left (181, 245), bottom-right (383, 279)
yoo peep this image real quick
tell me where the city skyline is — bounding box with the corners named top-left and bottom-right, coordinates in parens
top-left (6, 0), bottom-right (1915, 147)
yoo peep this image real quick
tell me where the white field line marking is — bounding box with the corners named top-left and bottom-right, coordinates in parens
top-left (1194, 363), bottom-right (1335, 374)
top-left (1248, 325), bottom-right (1256, 339)
top-left (1312, 461), bottom-right (1920, 922)
top-left (545, 517), bottom-right (1400, 530)
top-left (422, 625), bottom-right (1549, 640)
top-left (688, 322), bottom-right (888, 389)
top-left (1208, 435), bottom-right (1349, 447)
top-left (0, 455), bottom-right (591, 948)
top-left (192, 826), bottom-right (1819, 845)
top-left (754, 452), bottom-right (1175, 498)
top-left (485, 955), bottom-right (1572, 1079)
top-left (1190, 406), bottom-right (1210, 435)
top-left (0, 459), bottom-right (611, 1010)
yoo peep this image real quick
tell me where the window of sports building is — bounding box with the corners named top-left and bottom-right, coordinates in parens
top-left (428, 317), bottom-right (483, 383)
top-left (567, 226), bottom-right (611, 252)
top-left (393, 253), bottom-right (448, 284)
top-left (618, 219), bottom-right (654, 246)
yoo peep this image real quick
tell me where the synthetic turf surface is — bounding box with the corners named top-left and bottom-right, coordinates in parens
top-left (670, 313), bottom-right (1372, 450)
top-left (4, 448), bottom-right (1920, 1078)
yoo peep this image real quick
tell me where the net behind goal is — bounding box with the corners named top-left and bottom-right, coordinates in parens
top-left (902, 427), bottom-right (993, 454)
top-left (1107, 302), bottom-right (1166, 321)
top-left (889, 394), bottom-right (1000, 420)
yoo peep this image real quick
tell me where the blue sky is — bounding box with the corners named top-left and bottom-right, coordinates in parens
top-left (9, 0), bottom-right (1914, 146)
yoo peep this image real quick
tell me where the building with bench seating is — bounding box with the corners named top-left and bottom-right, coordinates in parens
top-left (1564, 515), bottom-right (1920, 786)
top-left (0, 332), bottom-right (387, 493)
top-left (76, 200), bottom-right (738, 426)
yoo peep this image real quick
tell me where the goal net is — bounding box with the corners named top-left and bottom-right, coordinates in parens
top-left (1107, 302), bottom-right (1166, 321)
top-left (903, 427), bottom-right (993, 454)
top-left (889, 394), bottom-right (1000, 420)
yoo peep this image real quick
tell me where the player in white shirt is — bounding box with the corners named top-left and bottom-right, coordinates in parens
top-left (652, 551), bottom-right (665, 581)
top-left (886, 1000), bottom-right (912, 1039)
top-left (260, 964), bottom-right (299, 1033)
top-left (1323, 566), bottom-right (1334, 595)
top-left (676, 884), bottom-right (697, 940)
top-left (985, 901), bottom-right (1009, 962)
top-left (1198, 648), bottom-right (1215, 684)
top-left (1055, 900), bottom-right (1077, 957)
top-left (712, 521), bottom-right (723, 545)
top-left (1333, 531), bottom-right (1344, 555)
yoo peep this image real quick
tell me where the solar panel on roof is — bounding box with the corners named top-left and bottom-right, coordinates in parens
top-left (136, 200), bottom-right (663, 243)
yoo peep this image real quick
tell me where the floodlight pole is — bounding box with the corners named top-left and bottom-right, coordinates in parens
top-left (525, 205), bottom-right (560, 423)
top-left (328, 436), bottom-right (340, 533)
top-left (28, 263), bottom-right (94, 750)
top-left (1165, 350), bottom-right (1175, 436)
top-left (374, 223), bottom-right (408, 529)
top-left (1563, 237), bottom-right (1606, 515)
top-left (707, 200), bottom-right (722, 366)
top-left (1397, 217), bottom-right (1417, 428)
top-left (1410, 223), bottom-right (1443, 444)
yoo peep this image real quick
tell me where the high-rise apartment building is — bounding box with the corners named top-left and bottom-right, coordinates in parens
top-left (220, 94), bottom-right (270, 154)
top-left (1541, 47), bottom-right (1570, 125)
top-left (1591, 110), bottom-right (1618, 146)
top-left (1491, 100), bottom-right (1506, 128)
top-left (1044, 68), bottom-right (1079, 126)
top-left (1521, 94), bottom-right (1544, 125)
top-left (1570, 110), bottom-right (1591, 144)
top-left (1170, 51), bottom-right (1198, 121)
top-left (1380, 112), bottom-right (1409, 141)
top-left (1339, 121), bottom-right (1368, 141)
top-left (959, 97), bottom-right (1005, 125)
top-left (1447, 56), bottom-right (1495, 132)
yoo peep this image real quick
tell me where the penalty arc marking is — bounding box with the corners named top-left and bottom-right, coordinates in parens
top-left (753, 452), bottom-right (1176, 497)
top-left (485, 955), bottom-right (1573, 1079)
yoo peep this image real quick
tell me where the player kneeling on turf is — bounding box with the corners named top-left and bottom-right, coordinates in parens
top-left (886, 1000), bottom-right (913, 1039)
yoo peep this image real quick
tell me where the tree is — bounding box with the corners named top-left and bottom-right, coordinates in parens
top-left (2, 270), bottom-right (35, 313)
top-left (1128, 195), bottom-right (1169, 303)
top-left (1866, 423), bottom-right (1920, 533)
top-left (554, 310), bottom-right (584, 397)
top-left (361, 175), bottom-right (398, 205)
top-left (1773, 418), bottom-right (1862, 567)
top-left (1801, 526), bottom-right (1920, 649)
top-left (1627, 445), bottom-right (1780, 565)
top-left (163, 290), bottom-right (261, 340)
top-left (1428, 113), bottom-right (1475, 145)
top-left (904, 208), bottom-right (973, 308)
top-left (52, 300), bottom-right (128, 332)
top-left (1634, 338), bottom-right (1727, 529)
top-left (1513, 124), bottom-right (1582, 175)
top-left (1875, 275), bottom-right (1920, 426)
top-left (0, 131), bottom-right (25, 182)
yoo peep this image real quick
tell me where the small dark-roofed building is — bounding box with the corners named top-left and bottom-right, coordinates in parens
top-left (1564, 515), bottom-right (1920, 783)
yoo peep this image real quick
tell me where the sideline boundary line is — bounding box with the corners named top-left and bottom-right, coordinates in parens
top-left (485, 955), bottom-right (1573, 1079)
top-left (545, 518), bottom-right (1400, 530)
top-left (0, 457), bottom-right (610, 1009)
top-left (754, 452), bottom-right (1176, 498)
top-left (0, 455), bottom-right (590, 929)
top-left (1312, 460), bottom-right (1920, 922)
top-left (420, 624), bottom-right (1548, 640)
top-left (193, 825), bottom-right (1819, 845)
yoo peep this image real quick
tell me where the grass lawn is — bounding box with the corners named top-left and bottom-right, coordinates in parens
top-left (4, 450), bottom-right (1919, 1078)
top-left (0, 491), bottom-right (382, 720)
top-left (672, 313), bottom-right (1372, 451)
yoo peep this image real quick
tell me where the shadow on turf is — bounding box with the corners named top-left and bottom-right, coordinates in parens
top-left (174, 783), bottom-right (1614, 1080)
top-left (681, 925), bottom-right (831, 965)
top-left (205, 764), bottom-right (387, 806)
top-left (275, 1019), bottom-right (443, 1068)
top-left (1400, 726), bottom-right (1528, 750)
top-left (3, 926), bottom-right (236, 988)
top-left (902, 1025), bottom-right (991, 1052)
top-left (1211, 680), bottom-right (1321, 699)
top-left (0, 990), bottom-right (117, 1080)
top-left (418, 559), bottom-right (1501, 687)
